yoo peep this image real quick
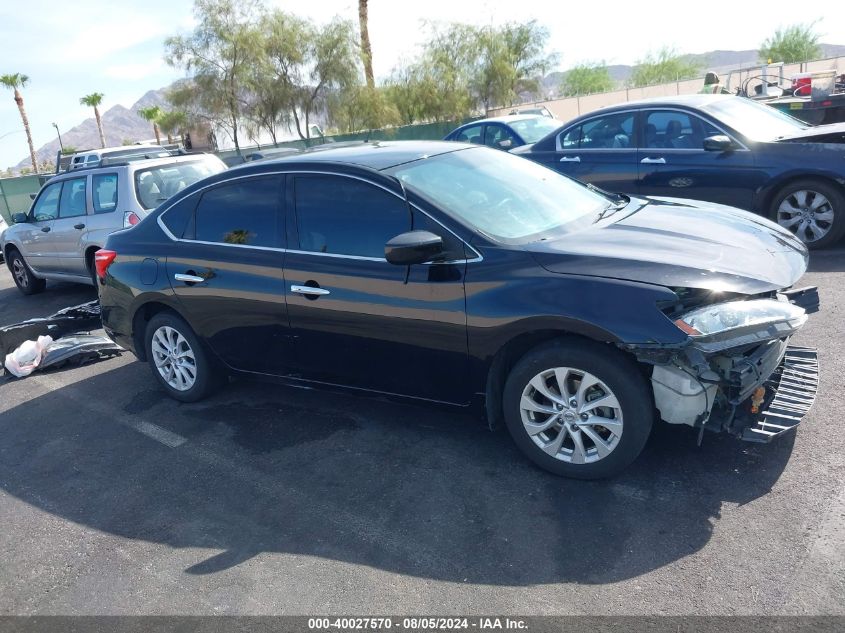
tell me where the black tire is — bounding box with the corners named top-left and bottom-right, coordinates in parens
top-left (7, 249), bottom-right (46, 295)
top-left (143, 311), bottom-right (226, 402)
top-left (502, 339), bottom-right (654, 479)
top-left (770, 179), bottom-right (845, 250)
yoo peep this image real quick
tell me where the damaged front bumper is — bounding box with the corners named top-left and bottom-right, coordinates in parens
top-left (644, 287), bottom-right (820, 442)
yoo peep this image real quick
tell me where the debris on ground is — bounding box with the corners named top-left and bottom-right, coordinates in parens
top-left (0, 300), bottom-right (102, 358)
top-left (4, 335), bottom-right (53, 377)
top-left (4, 334), bottom-right (122, 378)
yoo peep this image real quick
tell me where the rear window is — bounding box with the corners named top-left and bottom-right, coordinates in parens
top-left (134, 158), bottom-right (224, 210)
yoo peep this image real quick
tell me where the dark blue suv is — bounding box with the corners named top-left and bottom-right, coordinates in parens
top-left (513, 94), bottom-right (845, 249)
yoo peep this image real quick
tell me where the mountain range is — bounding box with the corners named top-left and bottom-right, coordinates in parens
top-left (14, 44), bottom-right (845, 170)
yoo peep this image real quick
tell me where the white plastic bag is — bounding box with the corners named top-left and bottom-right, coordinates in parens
top-left (4, 335), bottom-right (53, 378)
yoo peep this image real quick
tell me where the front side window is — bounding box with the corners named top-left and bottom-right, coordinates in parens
top-left (643, 110), bottom-right (721, 149)
top-left (31, 182), bottom-right (62, 221)
top-left (453, 124), bottom-right (484, 144)
top-left (193, 177), bottom-right (281, 247)
top-left (388, 147), bottom-right (609, 243)
top-left (58, 177), bottom-right (87, 218)
top-left (579, 112), bottom-right (635, 149)
top-left (134, 158), bottom-right (225, 210)
top-left (92, 173), bottom-right (118, 214)
top-left (484, 125), bottom-right (518, 149)
top-left (294, 176), bottom-right (409, 258)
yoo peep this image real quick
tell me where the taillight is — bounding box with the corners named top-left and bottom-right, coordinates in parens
top-left (124, 211), bottom-right (141, 227)
top-left (94, 249), bottom-right (117, 281)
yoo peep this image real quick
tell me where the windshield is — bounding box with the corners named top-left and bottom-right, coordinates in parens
top-left (134, 158), bottom-right (225, 210)
top-left (508, 116), bottom-right (561, 143)
top-left (387, 147), bottom-right (610, 242)
top-left (701, 97), bottom-right (808, 141)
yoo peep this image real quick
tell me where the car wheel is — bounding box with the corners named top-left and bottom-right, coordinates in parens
top-left (771, 179), bottom-right (845, 249)
top-left (502, 339), bottom-right (654, 479)
top-left (7, 249), bottom-right (46, 295)
top-left (144, 312), bottom-right (225, 402)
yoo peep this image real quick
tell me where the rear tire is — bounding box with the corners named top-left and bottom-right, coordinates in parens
top-left (7, 249), bottom-right (46, 295)
top-left (770, 179), bottom-right (845, 249)
top-left (144, 312), bottom-right (226, 402)
top-left (502, 339), bottom-right (654, 479)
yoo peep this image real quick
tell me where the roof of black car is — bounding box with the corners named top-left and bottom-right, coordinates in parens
top-left (235, 140), bottom-right (472, 171)
top-left (594, 93), bottom-right (734, 111)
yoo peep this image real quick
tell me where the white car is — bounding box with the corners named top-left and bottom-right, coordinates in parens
top-left (68, 145), bottom-right (165, 171)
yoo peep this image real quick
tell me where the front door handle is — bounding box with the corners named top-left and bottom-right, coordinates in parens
top-left (291, 284), bottom-right (330, 297)
top-left (74, 223), bottom-right (85, 230)
top-left (41, 226), bottom-right (51, 232)
top-left (559, 156), bottom-right (580, 162)
top-left (174, 273), bottom-right (205, 284)
top-left (640, 157), bottom-right (666, 164)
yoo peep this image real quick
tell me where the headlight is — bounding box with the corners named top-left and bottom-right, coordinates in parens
top-left (675, 298), bottom-right (807, 338)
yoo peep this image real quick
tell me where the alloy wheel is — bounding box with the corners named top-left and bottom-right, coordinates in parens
top-left (12, 257), bottom-right (28, 288)
top-left (777, 189), bottom-right (835, 243)
top-left (151, 325), bottom-right (197, 391)
top-left (520, 367), bottom-right (623, 464)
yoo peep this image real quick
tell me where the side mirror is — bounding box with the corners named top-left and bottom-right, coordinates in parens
top-left (29, 193), bottom-right (37, 200)
top-left (385, 230), bottom-right (443, 266)
top-left (12, 213), bottom-right (28, 224)
top-left (703, 135), bottom-right (734, 152)
top-left (497, 139), bottom-right (513, 149)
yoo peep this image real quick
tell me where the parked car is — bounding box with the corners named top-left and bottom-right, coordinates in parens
top-left (67, 144), bottom-right (165, 171)
top-left (512, 94), bottom-right (845, 248)
top-left (0, 215), bottom-right (7, 263)
top-left (508, 106), bottom-right (555, 118)
top-left (444, 115), bottom-right (561, 150)
top-left (2, 152), bottom-right (225, 295)
top-left (97, 141), bottom-right (818, 479)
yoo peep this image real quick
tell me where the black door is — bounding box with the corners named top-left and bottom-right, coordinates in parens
top-left (636, 109), bottom-right (762, 209)
top-left (284, 173), bottom-right (470, 404)
top-left (541, 110), bottom-right (640, 194)
top-left (166, 175), bottom-right (292, 375)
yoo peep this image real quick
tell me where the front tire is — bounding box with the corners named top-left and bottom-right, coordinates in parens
top-left (771, 179), bottom-right (845, 249)
top-left (8, 249), bottom-right (46, 295)
top-left (503, 339), bottom-right (654, 479)
top-left (144, 312), bottom-right (225, 402)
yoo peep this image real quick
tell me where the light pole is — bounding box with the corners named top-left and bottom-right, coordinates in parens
top-left (52, 122), bottom-right (64, 152)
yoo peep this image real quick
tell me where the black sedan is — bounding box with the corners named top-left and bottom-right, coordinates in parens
top-left (444, 114), bottom-right (561, 150)
top-left (512, 94), bottom-right (845, 249)
top-left (96, 141), bottom-right (818, 479)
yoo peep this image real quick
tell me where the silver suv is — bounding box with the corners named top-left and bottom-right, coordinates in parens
top-left (2, 153), bottom-right (225, 294)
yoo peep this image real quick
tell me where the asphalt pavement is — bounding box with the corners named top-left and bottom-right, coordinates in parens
top-left (0, 249), bottom-right (843, 615)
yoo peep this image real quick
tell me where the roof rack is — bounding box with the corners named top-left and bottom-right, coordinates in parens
top-left (55, 148), bottom-right (205, 174)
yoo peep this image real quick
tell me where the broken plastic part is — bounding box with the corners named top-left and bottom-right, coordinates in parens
top-left (0, 300), bottom-right (101, 357)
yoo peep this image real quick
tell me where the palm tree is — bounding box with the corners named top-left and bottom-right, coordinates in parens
top-left (358, 0), bottom-right (375, 89)
top-left (137, 106), bottom-right (163, 145)
top-left (80, 92), bottom-right (106, 148)
top-left (158, 110), bottom-right (188, 145)
top-left (0, 73), bottom-right (38, 174)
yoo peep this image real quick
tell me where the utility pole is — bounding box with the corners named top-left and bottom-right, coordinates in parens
top-left (52, 122), bottom-right (64, 152)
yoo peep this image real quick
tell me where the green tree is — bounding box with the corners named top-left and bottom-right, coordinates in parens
top-left (80, 92), bottom-right (106, 148)
top-left (760, 21), bottom-right (822, 63)
top-left (158, 110), bottom-right (188, 144)
top-left (137, 105), bottom-right (164, 144)
top-left (0, 73), bottom-right (38, 173)
top-left (60, 146), bottom-right (77, 155)
top-left (630, 47), bottom-right (700, 87)
top-left (561, 62), bottom-right (614, 96)
top-left (165, 0), bottom-right (263, 154)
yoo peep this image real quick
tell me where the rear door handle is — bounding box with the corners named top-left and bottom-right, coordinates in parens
top-left (74, 223), bottom-right (85, 230)
top-left (41, 226), bottom-right (51, 232)
top-left (174, 273), bottom-right (205, 284)
top-left (640, 157), bottom-right (666, 164)
top-left (559, 156), bottom-right (580, 162)
top-left (291, 284), bottom-right (330, 296)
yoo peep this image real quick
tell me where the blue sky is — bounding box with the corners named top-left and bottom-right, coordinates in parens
top-left (0, 0), bottom-right (840, 168)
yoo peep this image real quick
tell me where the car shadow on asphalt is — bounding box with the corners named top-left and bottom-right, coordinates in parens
top-left (0, 281), bottom-right (97, 326)
top-left (806, 246), bottom-right (845, 273)
top-left (0, 360), bottom-right (796, 586)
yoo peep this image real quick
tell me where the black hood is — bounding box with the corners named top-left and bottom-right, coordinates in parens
top-left (527, 197), bottom-right (808, 295)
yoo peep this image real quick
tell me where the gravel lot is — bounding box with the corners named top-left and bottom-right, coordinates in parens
top-left (0, 248), bottom-right (843, 616)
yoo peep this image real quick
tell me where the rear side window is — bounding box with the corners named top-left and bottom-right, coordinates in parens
top-left (58, 177), bottom-right (87, 218)
top-left (32, 182), bottom-right (62, 221)
top-left (293, 175), bottom-right (409, 258)
top-left (193, 177), bottom-right (281, 247)
top-left (160, 196), bottom-right (197, 239)
top-left (92, 173), bottom-right (118, 214)
top-left (134, 159), bottom-right (224, 210)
